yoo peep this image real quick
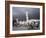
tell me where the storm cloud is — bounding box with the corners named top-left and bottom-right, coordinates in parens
top-left (12, 7), bottom-right (40, 21)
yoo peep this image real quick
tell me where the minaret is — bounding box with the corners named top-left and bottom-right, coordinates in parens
top-left (16, 18), bottom-right (18, 23)
top-left (26, 11), bottom-right (28, 22)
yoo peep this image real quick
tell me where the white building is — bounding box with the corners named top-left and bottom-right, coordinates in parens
top-left (16, 11), bottom-right (39, 25)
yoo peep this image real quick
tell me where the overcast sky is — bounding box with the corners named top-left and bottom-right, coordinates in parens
top-left (12, 7), bottom-right (40, 21)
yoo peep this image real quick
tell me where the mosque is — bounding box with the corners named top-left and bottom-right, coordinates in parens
top-left (15, 11), bottom-right (39, 25)
top-left (13, 11), bottom-right (40, 30)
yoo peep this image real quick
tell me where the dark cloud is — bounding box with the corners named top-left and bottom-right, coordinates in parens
top-left (12, 7), bottom-right (40, 21)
